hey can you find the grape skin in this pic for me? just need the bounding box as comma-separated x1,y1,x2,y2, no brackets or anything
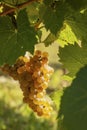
1,50,54,117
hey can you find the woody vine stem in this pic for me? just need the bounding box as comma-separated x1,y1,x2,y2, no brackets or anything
0,0,39,16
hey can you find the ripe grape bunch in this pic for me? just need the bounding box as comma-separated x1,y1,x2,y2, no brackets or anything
2,50,54,117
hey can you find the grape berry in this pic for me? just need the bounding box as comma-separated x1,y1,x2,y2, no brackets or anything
1,50,54,117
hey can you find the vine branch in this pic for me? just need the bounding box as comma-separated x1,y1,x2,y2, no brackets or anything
0,0,38,16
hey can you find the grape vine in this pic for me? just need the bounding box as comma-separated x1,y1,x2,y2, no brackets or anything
0,0,87,129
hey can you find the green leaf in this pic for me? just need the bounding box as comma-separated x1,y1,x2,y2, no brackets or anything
17,0,28,4
43,0,53,5
43,33,57,46
26,2,40,24
39,1,68,34
66,0,87,10
43,22,79,47
67,10,87,43
58,65,87,130
59,43,87,77
0,10,37,65
58,10,87,74
57,23,78,47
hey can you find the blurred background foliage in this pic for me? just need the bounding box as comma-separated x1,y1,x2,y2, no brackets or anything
0,73,57,130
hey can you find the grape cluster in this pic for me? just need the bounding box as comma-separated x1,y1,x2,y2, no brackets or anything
1,50,54,117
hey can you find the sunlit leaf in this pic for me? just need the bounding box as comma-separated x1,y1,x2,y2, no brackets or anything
59,42,87,77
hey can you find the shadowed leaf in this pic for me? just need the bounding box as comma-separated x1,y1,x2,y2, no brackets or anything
0,9,37,65
58,65,87,130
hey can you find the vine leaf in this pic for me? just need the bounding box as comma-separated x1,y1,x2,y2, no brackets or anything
58,9,87,77
43,32,57,46
57,23,78,47
39,1,68,35
0,9,37,65
59,42,87,77
66,0,87,10
58,65,87,130
43,22,78,47
67,10,87,43
26,1,40,24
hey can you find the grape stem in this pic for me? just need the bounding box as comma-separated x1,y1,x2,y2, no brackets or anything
0,0,38,16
